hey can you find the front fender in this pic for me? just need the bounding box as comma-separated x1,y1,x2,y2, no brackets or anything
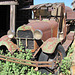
0,35,19,54
41,38,61,54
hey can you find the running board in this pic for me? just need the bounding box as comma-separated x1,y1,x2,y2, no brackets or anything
62,31,74,51
67,31,74,40
62,40,73,51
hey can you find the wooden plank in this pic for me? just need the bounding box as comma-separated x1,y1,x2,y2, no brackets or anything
0,1,18,5
10,5,15,33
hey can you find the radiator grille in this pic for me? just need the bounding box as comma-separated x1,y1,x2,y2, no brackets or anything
18,30,33,38
17,30,34,49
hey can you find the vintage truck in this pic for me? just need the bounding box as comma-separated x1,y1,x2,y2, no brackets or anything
0,3,75,74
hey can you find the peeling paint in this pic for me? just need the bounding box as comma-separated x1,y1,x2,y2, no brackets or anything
17,25,34,32
0,35,19,54
41,38,60,54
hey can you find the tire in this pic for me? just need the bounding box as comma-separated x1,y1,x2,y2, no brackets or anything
38,44,66,75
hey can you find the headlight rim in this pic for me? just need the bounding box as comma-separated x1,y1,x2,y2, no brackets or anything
33,29,43,40
7,30,15,39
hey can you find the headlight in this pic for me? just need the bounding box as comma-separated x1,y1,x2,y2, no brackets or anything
34,29,43,40
7,30,14,39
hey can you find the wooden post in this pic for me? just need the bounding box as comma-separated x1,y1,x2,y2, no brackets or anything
10,5,15,33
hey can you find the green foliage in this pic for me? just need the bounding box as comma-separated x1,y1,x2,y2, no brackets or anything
60,57,72,75
27,67,52,75
0,49,52,75
67,45,74,56
60,45,74,75
0,40,74,75
27,67,41,75
0,48,32,75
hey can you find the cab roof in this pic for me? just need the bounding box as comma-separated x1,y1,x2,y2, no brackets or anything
21,3,65,10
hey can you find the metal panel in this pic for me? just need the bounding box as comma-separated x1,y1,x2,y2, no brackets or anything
0,35,19,54
41,38,60,53
28,20,58,41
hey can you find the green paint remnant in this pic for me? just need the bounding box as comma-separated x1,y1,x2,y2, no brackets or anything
3,42,8,45
17,26,23,31
17,25,31,31
25,26,31,30
42,38,60,53
11,45,14,48
0,41,3,46
17,25,34,32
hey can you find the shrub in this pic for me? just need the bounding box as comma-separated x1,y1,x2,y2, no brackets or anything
60,45,74,75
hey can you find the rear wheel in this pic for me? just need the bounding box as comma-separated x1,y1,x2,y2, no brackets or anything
38,45,66,75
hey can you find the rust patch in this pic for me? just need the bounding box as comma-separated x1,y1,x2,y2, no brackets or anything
17,25,34,32
28,20,58,41
67,11,75,20
0,35,19,54
16,25,34,37
41,38,60,54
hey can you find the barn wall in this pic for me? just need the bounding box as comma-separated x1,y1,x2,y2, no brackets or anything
0,0,33,37
0,5,10,37
15,0,33,30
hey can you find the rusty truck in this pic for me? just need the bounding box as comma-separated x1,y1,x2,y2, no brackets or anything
0,3,75,74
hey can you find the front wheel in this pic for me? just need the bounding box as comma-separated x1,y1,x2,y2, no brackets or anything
38,44,66,75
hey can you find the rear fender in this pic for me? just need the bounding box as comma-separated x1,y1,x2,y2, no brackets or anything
0,35,19,54
41,38,61,54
